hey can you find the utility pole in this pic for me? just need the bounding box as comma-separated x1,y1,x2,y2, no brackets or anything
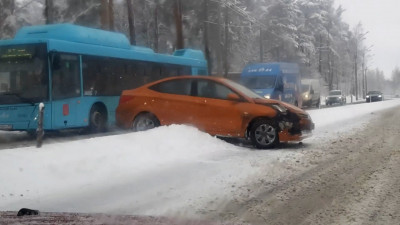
126,0,136,45
362,52,365,98
327,29,332,91
318,34,322,75
203,0,211,75
354,39,358,100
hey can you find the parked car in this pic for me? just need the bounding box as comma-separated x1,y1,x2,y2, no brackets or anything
366,91,383,102
301,79,321,108
116,76,314,149
325,90,346,106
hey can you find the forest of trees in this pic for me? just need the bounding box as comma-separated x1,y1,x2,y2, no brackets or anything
1,0,399,96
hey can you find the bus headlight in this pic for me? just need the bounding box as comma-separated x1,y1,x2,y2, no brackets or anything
264,94,271,99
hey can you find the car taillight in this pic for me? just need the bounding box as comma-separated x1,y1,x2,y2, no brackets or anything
119,95,135,104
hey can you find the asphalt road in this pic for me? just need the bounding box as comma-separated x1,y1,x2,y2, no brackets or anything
203,106,400,225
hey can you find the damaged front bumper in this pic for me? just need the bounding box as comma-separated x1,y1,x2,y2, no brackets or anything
278,113,314,142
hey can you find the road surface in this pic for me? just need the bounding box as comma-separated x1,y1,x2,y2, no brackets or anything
203,106,400,225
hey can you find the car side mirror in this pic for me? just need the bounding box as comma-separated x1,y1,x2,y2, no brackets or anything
227,93,241,101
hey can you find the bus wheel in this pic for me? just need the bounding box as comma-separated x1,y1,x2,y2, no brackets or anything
89,105,107,133
249,119,279,149
132,113,160,132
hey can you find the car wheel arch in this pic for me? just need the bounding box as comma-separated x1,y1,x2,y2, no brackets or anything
246,116,276,137
131,111,161,129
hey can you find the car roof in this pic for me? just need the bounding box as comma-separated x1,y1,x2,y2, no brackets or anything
142,76,228,87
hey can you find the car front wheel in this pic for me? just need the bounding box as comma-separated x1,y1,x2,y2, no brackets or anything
250,119,279,149
132,113,160,132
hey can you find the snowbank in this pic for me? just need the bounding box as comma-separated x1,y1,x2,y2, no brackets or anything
0,99,400,216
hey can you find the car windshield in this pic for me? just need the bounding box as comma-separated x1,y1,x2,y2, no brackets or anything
240,75,276,89
224,78,263,99
329,90,342,95
367,91,381,95
0,44,48,104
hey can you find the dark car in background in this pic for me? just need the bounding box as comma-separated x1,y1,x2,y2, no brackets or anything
325,90,346,106
366,91,383,102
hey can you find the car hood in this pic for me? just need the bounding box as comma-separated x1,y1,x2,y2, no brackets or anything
253,98,309,116
252,88,274,97
327,95,342,98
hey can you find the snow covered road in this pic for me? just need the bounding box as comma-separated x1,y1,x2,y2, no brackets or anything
1,99,400,223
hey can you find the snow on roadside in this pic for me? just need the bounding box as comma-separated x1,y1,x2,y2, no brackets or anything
1,99,400,217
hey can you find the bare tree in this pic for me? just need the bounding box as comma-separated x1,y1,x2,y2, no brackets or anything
126,0,136,44
101,0,109,29
100,0,114,30
108,0,114,30
174,0,183,49
44,0,54,24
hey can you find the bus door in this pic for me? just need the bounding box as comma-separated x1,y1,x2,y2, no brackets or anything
50,54,83,129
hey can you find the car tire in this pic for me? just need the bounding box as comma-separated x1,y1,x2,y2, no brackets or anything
89,105,107,133
249,119,279,149
132,113,160,132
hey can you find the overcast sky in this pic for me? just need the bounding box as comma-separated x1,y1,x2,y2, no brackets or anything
334,0,400,79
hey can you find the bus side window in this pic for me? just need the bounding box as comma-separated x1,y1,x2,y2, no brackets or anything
52,54,80,100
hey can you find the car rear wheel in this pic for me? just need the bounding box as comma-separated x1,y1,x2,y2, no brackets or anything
132,113,160,132
250,119,279,149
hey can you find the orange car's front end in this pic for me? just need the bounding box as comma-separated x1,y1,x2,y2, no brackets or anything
248,98,314,143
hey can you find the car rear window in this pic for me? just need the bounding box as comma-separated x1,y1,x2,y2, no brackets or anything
149,79,192,96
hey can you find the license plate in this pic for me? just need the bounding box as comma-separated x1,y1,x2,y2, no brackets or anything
0,124,12,130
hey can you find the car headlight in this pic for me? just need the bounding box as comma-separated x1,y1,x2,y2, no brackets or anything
378,95,382,97
338,96,342,99
366,95,369,98
272,104,287,114
304,94,309,98
264,94,271,99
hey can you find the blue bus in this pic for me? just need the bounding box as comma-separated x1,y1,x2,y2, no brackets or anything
0,24,207,133
240,62,302,107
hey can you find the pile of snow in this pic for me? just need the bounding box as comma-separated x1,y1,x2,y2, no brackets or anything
0,99,400,216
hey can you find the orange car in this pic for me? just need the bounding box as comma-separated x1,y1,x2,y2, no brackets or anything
116,76,314,149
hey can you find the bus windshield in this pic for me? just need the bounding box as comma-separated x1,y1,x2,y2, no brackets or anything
301,84,310,92
0,44,48,105
241,75,276,89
